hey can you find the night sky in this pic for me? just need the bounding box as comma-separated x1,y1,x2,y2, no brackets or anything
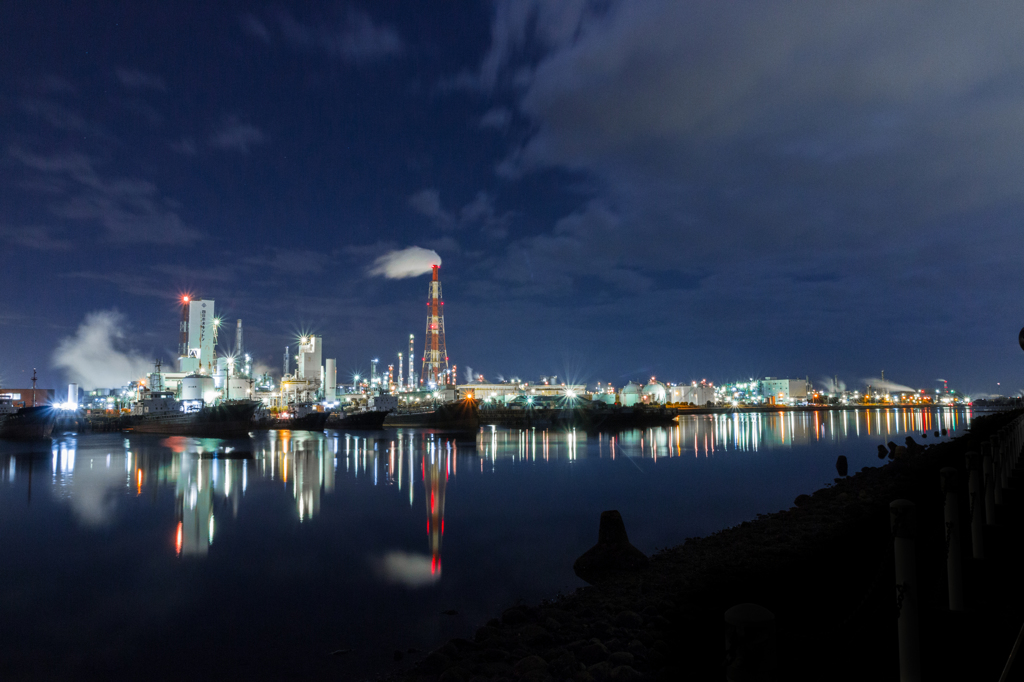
2,1,1023,396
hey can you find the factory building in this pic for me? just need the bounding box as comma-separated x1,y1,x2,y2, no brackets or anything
458,382,585,403
669,383,716,407
759,378,810,403
0,388,54,408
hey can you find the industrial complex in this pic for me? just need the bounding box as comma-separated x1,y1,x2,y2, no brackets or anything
1,263,971,437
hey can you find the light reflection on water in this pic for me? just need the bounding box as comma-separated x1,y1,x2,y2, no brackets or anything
0,407,972,680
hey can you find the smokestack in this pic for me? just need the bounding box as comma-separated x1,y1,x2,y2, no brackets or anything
397,352,403,391
408,334,415,390
325,359,337,402
283,346,290,377
235,319,243,355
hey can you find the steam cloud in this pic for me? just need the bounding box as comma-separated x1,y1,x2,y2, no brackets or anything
819,376,846,393
862,377,917,393
52,310,153,389
375,550,441,588
368,246,441,279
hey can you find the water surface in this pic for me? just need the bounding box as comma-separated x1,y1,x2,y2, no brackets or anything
0,408,969,680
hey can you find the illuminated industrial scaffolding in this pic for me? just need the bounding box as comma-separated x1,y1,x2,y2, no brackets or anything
421,265,449,387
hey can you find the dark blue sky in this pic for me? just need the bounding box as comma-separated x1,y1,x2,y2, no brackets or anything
2,1,1023,396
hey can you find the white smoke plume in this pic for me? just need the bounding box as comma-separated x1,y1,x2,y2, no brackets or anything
862,377,917,393
52,310,153,389
819,376,846,392
374,550,440,588
463,365,475,383
368,246,441,279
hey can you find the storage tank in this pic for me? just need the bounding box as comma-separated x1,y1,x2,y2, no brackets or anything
641,381,667,404
226,378,250,400
214,357,229,388
619,382,641,407
325,359,337,401
181,376,215,402
68,383,78,408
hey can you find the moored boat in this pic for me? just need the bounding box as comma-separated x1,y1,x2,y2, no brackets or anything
383,399,479,430
0,404,56,440
122,388,259,437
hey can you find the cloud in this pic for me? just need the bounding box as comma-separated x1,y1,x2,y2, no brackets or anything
862,377,917,394
275,7,403,62
209,116,265,153
169,136,198,155
10,148,202,244
115,67,166,91
240,13,271,43
19,98,108,137
37,75,77,95
410,189,512,238
52,310,153,389
409,189,454,229
368,246,441,279
464,0,1024,313
480,107,512,129
819,376,847,393
374,551,440,588
0,224,73,251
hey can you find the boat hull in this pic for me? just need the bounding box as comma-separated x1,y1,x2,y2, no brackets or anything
0,406,56,440
384,401,479,430
123,401,259,437
326,409,389,430
260,412,330,431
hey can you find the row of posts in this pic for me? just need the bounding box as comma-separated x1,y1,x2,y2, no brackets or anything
723,412,1024,682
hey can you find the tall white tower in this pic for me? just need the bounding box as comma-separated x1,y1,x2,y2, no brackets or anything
178,298,215,374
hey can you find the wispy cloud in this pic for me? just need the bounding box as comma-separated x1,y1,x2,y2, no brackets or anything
115,67,166,91
10,147,202,245
169,136,198,155
19,98,109,138
209,116,265,153
0,224,74,251
480,106,512,129
240,13,271,43
274,7,403,62
409,189,454,229
409,189,512,238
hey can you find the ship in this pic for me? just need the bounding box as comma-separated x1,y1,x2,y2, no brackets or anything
0,402,56,440
383,398,479,431
257,402,331,431
326,408,390,430
326,392,395,430
122,388,259,437
0,371,56,440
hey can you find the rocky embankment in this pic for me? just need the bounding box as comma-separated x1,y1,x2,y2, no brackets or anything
383,409,1024,682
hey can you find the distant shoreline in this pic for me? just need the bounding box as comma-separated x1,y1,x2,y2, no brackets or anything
675,403,988,416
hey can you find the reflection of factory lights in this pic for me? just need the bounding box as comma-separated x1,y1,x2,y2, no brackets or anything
175,522,183,556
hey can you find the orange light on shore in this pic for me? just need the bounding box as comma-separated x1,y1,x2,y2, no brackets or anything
183,295,189,302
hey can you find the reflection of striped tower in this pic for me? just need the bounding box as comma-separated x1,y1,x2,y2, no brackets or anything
421,265,449,386
422,440,447,576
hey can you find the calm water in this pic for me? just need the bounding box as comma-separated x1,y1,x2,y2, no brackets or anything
0,408,969,680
